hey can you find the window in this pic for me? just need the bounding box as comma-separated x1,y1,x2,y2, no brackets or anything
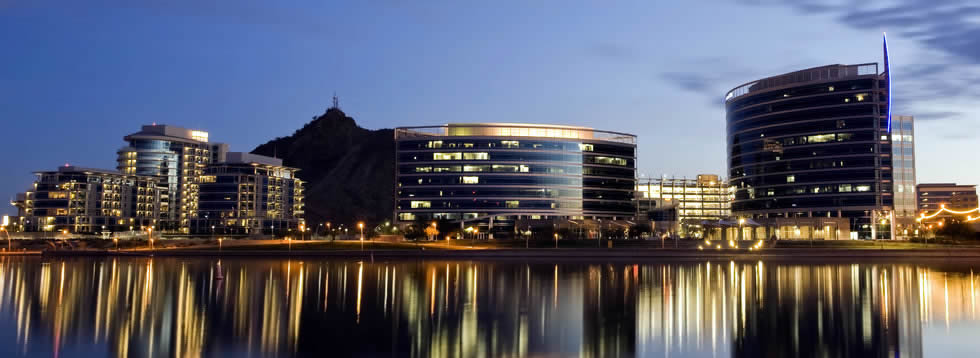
463,143,474,148
839,184,853,192
505,201,519,208
520,165,530,172
433,166,460,173
462,176,479,184
426,141,443,148
856,185,872,192
463,152,489,160
501,141,520,148
433,152,462,160
410,201,431,208
492,164,518,172
786,175,795,183
836,133,853,142
415,167,432,173
579,143,594,151
398,213,416,221
595,156,627,166
806,134,835,143
463,165,489,172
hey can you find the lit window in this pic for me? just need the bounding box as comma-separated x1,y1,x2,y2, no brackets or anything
501,141,520,148
433,152,462,160
578,143,594,151
410,201,431,209
855,93,866,101
433,166,459,173
505,201,519,208
519,165,530,172
828,86,834,92
492,164,518,172
594,156,627,166
461,176,479,184
463,165,488,172
839,184,853,192
398,213,416,221
806,134,835,143
463,143,474,148
856,185,872,192
426,141,443,148
786,175,795,183
463,152,489,160
415,167,432,173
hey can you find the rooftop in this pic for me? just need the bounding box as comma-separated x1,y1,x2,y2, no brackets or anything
395,123,636,145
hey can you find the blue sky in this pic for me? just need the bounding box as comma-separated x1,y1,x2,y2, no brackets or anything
2,0,979,214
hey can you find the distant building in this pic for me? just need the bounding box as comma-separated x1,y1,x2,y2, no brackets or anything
195,152,304,235
117,124,228,233
917,183,978,223
394,123,636,237
725,37,901,239
635,174,733,237
17,166,160,233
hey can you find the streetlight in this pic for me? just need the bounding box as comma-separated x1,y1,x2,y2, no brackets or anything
113,237,119,252
554,232,559,248
358,222,364,251
219,237,223,251
1,226,9,252
150,237,155,251
326,222,332,241
212,225,216,242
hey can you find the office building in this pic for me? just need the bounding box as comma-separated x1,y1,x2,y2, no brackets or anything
394,123,636,236
117,124,228,233
16,166,160,233
725,37,900,239
195,152,305,235
917,183,978,223
636,174,733,237
891,115,917,238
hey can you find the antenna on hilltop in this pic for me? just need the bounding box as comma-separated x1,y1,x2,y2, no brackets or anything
331,92,340,110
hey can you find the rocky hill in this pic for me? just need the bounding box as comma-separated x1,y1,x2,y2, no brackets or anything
252,107,394,226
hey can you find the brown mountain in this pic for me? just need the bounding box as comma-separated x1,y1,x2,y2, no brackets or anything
251,107,394,226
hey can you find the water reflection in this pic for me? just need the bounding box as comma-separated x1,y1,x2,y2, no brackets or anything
1,257,979,357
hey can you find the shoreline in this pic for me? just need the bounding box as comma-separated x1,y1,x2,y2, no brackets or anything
24,247,980,259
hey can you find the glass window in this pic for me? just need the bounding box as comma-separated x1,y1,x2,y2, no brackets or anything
579,143,594,151
594,156,627,166
410,201,431,208
463,152,489,160
463,165,489,172
505,201,519,208
839,184,853,192
806,134,835,143
856,185,871,192
433,152,462,160
786,175,795,183
415,167,432,173
501,141,520,148
461,176,479,184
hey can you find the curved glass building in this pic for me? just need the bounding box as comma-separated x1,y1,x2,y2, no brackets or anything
394,124,636,235
726,60,895,239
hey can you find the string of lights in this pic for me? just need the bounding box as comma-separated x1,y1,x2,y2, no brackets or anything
917,204,980,221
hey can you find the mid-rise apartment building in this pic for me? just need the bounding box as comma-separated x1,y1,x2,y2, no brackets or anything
117,124,228,233
195,152,304,235
16,166,160,233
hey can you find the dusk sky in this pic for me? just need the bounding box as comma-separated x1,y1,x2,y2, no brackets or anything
2,0,979,215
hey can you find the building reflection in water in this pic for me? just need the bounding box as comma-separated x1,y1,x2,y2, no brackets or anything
0,257,979,357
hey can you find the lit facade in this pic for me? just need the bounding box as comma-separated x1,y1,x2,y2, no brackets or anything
636,174,733,236
195,152,304,235
394,123,636,235
726,54,896,239
17,166,160,233
916,183,978,223
117,124,228,233
891,115,917,237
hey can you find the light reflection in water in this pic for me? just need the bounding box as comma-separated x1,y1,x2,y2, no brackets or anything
0,257,979,357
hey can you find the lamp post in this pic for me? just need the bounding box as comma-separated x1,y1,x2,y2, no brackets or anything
114,237,119,252
1,227,9,252
554,232,559,248
326,222,332,241
358,222,364,251
211,225,216,243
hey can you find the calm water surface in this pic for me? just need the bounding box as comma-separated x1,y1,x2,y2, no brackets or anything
1,257,979,357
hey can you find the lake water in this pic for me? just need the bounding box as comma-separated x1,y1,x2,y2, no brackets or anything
1,257,979,357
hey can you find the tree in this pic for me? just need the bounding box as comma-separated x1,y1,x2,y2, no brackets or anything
424,225,440,241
